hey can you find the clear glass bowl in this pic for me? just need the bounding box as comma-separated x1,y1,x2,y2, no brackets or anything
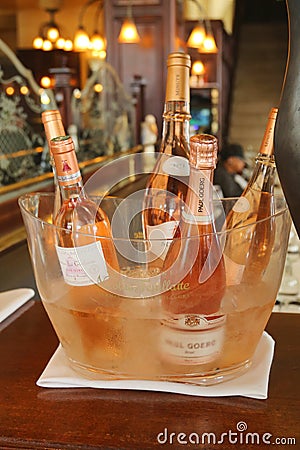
19,192,291,385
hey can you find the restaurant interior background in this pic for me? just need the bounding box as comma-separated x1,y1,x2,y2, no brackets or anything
0,0,298,312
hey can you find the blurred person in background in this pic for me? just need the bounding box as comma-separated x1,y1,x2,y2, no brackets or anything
213,143,248,197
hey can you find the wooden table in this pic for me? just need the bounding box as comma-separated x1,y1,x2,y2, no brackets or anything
0,298,299,449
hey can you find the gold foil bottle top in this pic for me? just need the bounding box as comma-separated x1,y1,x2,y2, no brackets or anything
189,134,218,169
50,135,74,155
42,109,61,124
165,52,191,103
167,52,191,69
259,107,278,156
42,110,65,145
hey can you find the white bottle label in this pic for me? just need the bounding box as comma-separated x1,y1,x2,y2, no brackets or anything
146,221,179,258
182,168,213,224
161,322,225,365
162,156,190,177
55,241,109,286
232,197,250,213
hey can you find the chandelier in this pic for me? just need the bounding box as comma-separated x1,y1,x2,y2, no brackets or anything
33,7,73,52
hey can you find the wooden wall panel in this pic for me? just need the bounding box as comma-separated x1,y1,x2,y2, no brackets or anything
104,0,177,135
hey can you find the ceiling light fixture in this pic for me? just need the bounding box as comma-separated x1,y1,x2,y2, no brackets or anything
201,19,218,53
118,2,140,44
187,21,206,48
186,0,217,54
73,0,106,55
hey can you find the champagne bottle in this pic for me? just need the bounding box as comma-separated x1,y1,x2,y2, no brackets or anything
42,110,66,219
143,52,191,263
160,134,226,366
224,108,278,285
50,135,119,286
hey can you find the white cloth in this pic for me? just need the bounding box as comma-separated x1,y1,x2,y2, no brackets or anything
37,332,274,399
0,288,35,323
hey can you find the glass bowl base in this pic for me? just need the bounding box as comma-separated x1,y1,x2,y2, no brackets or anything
67,356,253,386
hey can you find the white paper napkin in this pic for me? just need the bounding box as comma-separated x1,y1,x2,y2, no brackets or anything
0,288,35,323
37,331,274,399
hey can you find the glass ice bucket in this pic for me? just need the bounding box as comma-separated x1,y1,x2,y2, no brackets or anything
19,188,291,385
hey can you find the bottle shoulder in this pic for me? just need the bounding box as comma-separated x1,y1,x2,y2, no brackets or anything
160,137,190,157
225,186,275,230
146,151,190,185
54,196,110,232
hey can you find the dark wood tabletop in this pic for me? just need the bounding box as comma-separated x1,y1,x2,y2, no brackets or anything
0,297,299,450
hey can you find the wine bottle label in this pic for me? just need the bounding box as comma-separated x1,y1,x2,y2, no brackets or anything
232,197,250,213
146,221,179,258
57,170,82,184
55,241,108,286
162,156,190,176
54,150,82,186
182,168,213,224
160,317,225,365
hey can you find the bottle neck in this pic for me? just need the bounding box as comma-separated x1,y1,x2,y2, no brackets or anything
247,154,276,194
45,121,65,145
258,111,276,157
44,119,65,177
161,101,191,156
60,180,85,202
52,142,84,199
164,100,190,116
183,166,215,224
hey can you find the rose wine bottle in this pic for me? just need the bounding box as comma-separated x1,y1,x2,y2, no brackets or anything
160,134,226,366
143,52,191,263
224,108,278,285
42,110,65,219
50,135,119,286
